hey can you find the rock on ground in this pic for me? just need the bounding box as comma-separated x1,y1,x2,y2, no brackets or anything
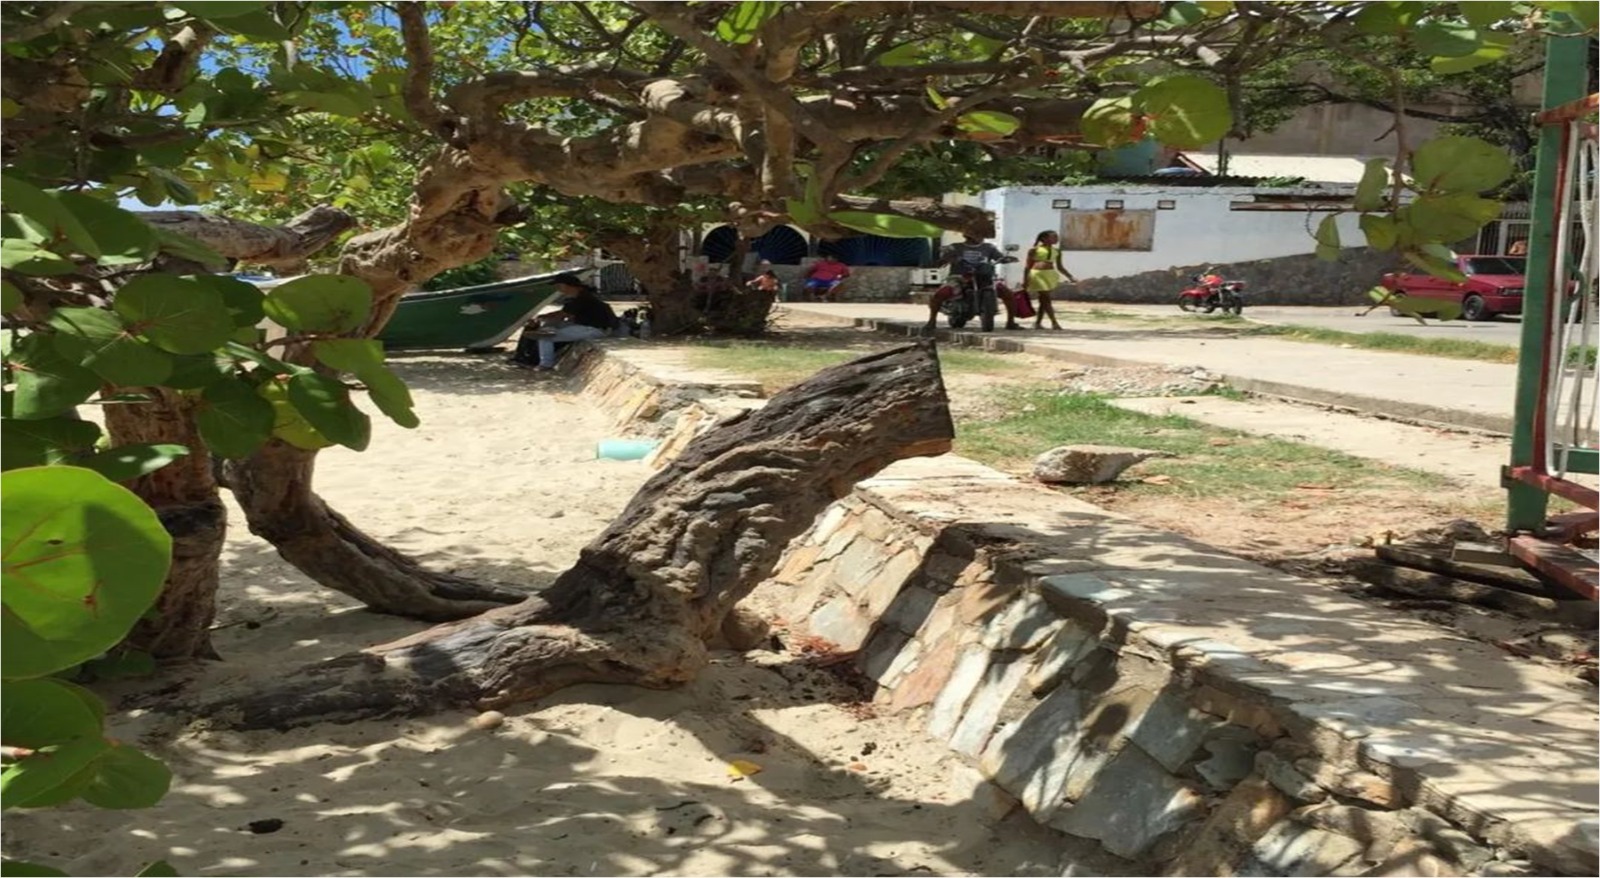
1033,445,1165,485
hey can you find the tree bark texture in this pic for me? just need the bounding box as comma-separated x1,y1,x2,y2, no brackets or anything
224,441,530,621
139,205,356,273
205,343,954,730
103,389,224,660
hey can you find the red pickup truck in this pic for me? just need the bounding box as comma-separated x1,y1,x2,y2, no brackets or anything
1379,254,1526,321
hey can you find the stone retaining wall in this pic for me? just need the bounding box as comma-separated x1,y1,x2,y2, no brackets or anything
1069,249,1399,307
580,344,1596,878
766,473,1587,876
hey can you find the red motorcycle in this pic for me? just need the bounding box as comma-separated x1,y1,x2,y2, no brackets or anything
1178,272,1247,315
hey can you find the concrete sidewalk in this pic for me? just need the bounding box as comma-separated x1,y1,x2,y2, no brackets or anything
779,302,1532,435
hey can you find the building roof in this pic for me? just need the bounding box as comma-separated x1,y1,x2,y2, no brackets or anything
1176,152,1378,185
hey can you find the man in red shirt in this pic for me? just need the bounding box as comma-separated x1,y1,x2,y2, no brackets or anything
803,256,851,301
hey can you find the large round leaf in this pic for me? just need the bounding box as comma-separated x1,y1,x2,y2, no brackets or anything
48,307,174,387
6,333,101,421
77,444,191,483
1080,96,1139,148
0,177,99,259
194,378,275,460
113,276,237,355
1406,193,1501,243
827,211,944,239
361,366,419,429
311,338,384,375
1410,136,1513,193
0,467,172,679
78,744,171,809
53,194,158,267
1,736,111,809
198,275,267,328
260,379,332,450
0,240,75,277
261,275,372,333
0,679,103,746
1135,75,1231,150
287,372,371,451
0,417,102,471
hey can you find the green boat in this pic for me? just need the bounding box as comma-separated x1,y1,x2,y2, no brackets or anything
378,273,566,351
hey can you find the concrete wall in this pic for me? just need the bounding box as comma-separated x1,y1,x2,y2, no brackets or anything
1069,248,1401,307
983,185,1368,286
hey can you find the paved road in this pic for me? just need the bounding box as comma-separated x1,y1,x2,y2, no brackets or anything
1069,302,1528,345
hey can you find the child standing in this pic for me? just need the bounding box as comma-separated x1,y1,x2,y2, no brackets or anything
1022,230,1076,330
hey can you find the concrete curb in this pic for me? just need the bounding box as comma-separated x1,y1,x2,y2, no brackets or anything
791,309,1517,436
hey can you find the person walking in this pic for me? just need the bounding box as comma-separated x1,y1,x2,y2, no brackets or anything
1022,230,1075,330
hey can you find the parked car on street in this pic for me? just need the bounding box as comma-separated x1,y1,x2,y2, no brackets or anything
1379,254,1526,321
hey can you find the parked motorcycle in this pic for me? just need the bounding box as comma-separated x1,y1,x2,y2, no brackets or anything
941,256,1019,330
1177,273,1246,315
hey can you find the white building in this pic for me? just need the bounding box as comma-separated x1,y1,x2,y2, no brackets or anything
967,183,1368,287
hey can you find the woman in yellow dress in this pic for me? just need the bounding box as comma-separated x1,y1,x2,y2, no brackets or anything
1022,230,1076,330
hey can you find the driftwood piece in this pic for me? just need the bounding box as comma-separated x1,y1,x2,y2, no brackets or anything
205,342,954,729
1351,561,1593,624
1376,545,1557,598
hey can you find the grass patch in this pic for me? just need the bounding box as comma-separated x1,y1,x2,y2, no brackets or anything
1254,325,1523,364
686,342,1027,393
955,388,1451,499
1072,308,1250,330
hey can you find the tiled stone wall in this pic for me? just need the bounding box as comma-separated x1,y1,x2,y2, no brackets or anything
769,491,1564,876
767,264,919,303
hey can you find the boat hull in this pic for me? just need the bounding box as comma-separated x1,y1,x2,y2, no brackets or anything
377,274,566,351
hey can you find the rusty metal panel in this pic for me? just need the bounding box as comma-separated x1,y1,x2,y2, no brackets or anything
1059,209,1155,251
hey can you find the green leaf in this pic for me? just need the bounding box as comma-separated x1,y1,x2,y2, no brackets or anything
54,194,158,266
163,353,231,391
715,0,779,44
1081,96,1139,148
79,744,171,809
1410,136,1513,193
877,41,927,66
81,648,158,681
49,307,174,386
7,333,101,420
1407,193,1502,243
360,366,419,429
1,239,75,276
1412,21,1483,57
176,2,269,20
76,444,190,483
152,228,228,272
1429,29,1514,74
287,372,370,451
0,860,70,876
113,275,237,355
925,84,949,110
1461,2,1515,27
1360,213,1399,251
1,678,103,747
211,9,292,40
0,416,102,471
0,467,172,679
827,211,944,239
0,177,98,259
956,111,1021,137
1314,214,1342,261
311,338,384,375
1354,2,1419,35
134,862,179,878
1134,75,1231,150
261,275,372,333
220,341,306,378
261,378,332,450
1,736,111,809
196,275,265,328
194,378,274,459
2,281,21,314
1402,244,1468,282
279,90,364,116
1354,158,1390,212
1163,2,1208,27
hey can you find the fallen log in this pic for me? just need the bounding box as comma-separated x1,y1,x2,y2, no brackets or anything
1351,561,1593,625
203,342,954,730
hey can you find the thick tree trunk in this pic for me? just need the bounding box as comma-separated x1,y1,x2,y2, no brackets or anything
225,441,531,620
103,390,224,660
205,342,953,729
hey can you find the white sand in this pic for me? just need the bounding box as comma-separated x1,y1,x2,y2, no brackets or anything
3,354,1083,877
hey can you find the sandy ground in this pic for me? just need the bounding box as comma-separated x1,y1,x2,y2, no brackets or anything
2,354,1089,878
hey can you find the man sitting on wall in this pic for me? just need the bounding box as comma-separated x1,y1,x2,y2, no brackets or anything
803,255,851,302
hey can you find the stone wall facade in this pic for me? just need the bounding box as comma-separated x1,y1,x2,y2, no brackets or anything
768,487,1580,876
1068,248,1400,307
762,264,917,304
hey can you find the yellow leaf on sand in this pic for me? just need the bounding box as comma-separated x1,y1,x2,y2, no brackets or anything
727,759,763,779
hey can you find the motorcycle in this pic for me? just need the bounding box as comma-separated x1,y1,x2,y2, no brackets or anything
940,256,1019,331
1177,273,1246,315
